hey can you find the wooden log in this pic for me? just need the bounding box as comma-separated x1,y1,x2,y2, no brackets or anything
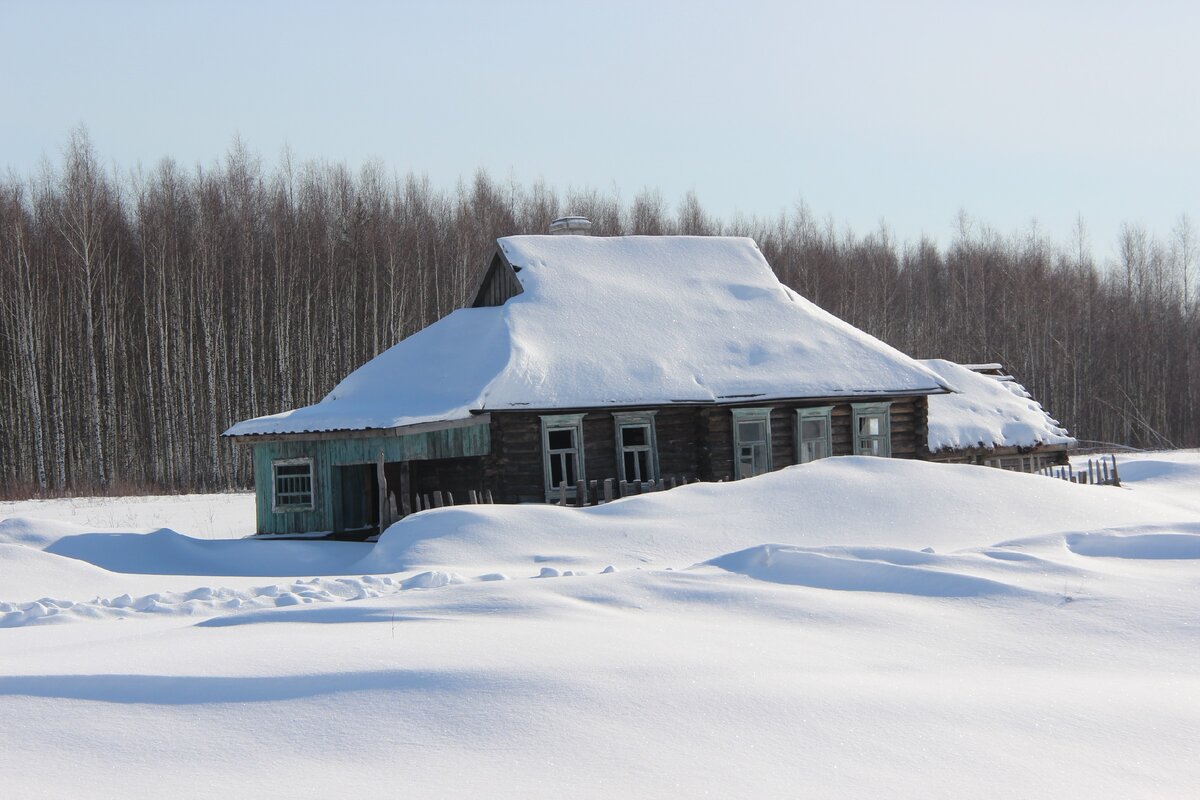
603,478,614,502
589,480,598,504
619,480,629,498
432,491,444,508
575,480,587,507
467,489,478,504
446,491,454,506
423,493,432,509
485,489,494,504
559,481,568,506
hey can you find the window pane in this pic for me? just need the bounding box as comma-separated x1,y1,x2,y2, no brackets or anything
636,451,650,481
860,416,881,436
738,421,765,443
737,447,755,480
801,419,825,440
753,443,769,473
564,453,577,485
621,425,648,447
548,428,575,450
550,453,565,487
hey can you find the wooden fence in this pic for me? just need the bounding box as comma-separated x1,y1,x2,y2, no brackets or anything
411,474,704,513
1038,455,1121,487
553,475,704,507
413,488,496,512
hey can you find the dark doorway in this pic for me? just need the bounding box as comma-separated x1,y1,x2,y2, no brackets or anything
333,464,379,533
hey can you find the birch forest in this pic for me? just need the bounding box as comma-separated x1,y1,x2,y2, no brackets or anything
2,130,1197,496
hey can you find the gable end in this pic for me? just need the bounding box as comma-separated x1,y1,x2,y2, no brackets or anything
471,251,524,308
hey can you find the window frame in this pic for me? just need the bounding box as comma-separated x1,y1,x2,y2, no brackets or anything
613,411,660,485
271,457,315,513
851,402,892,457
732,407,773,479
795,406,833,464
540,413,587,502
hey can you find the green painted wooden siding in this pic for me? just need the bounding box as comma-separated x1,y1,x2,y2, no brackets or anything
250,422,491,535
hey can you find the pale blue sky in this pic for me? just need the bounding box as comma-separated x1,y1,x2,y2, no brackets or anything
3,0,1197,257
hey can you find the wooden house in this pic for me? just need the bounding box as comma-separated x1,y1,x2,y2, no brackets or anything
920,359,1074,471
224,226,954,537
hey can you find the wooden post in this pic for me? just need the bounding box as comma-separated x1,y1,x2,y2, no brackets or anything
1111,456,1120,487
619,480,628,498
467,489,478,504
376,450,388,530
445,491,454,506
399,462,412,517
575,480,587,507
559,481,568,506
589,480,598,504
603,478,614,502
432,491,443,508
484,489,494,504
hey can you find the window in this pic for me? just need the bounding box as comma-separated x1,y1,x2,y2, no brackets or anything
541,414,586,501
852,402,892,457
732,408,773,479
613,411,659,484
795,406,832,463
272,458,314,512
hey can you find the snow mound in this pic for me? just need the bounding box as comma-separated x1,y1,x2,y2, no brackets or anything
44,528,372,577
366,457,1191,575
0,516,88,549
705,544,1038,598
1065,530,1200,559
1109,455,1200,485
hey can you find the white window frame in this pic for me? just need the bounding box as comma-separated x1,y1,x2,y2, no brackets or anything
852,402,892,457
732,407,773,479
795,406,833,464
541,414,586,502
272,457,315,513
613,411,659,484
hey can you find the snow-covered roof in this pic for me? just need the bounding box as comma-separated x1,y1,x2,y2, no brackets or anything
921,359,1074,453
225,236,952,437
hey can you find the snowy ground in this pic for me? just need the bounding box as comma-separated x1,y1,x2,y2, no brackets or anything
2,453,1198,798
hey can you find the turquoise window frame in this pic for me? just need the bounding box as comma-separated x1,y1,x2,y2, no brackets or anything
732,407,773,479
271,457,315,513
613,411,660,484
541,413,586,502
795,406,833,463
851,402,892,457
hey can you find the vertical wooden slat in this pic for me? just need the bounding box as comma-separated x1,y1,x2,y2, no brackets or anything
377,449,388,530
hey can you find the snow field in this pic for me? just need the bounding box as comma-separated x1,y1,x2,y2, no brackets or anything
1,453,1199,798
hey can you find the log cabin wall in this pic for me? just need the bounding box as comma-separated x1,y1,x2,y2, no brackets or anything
483,395,931,503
